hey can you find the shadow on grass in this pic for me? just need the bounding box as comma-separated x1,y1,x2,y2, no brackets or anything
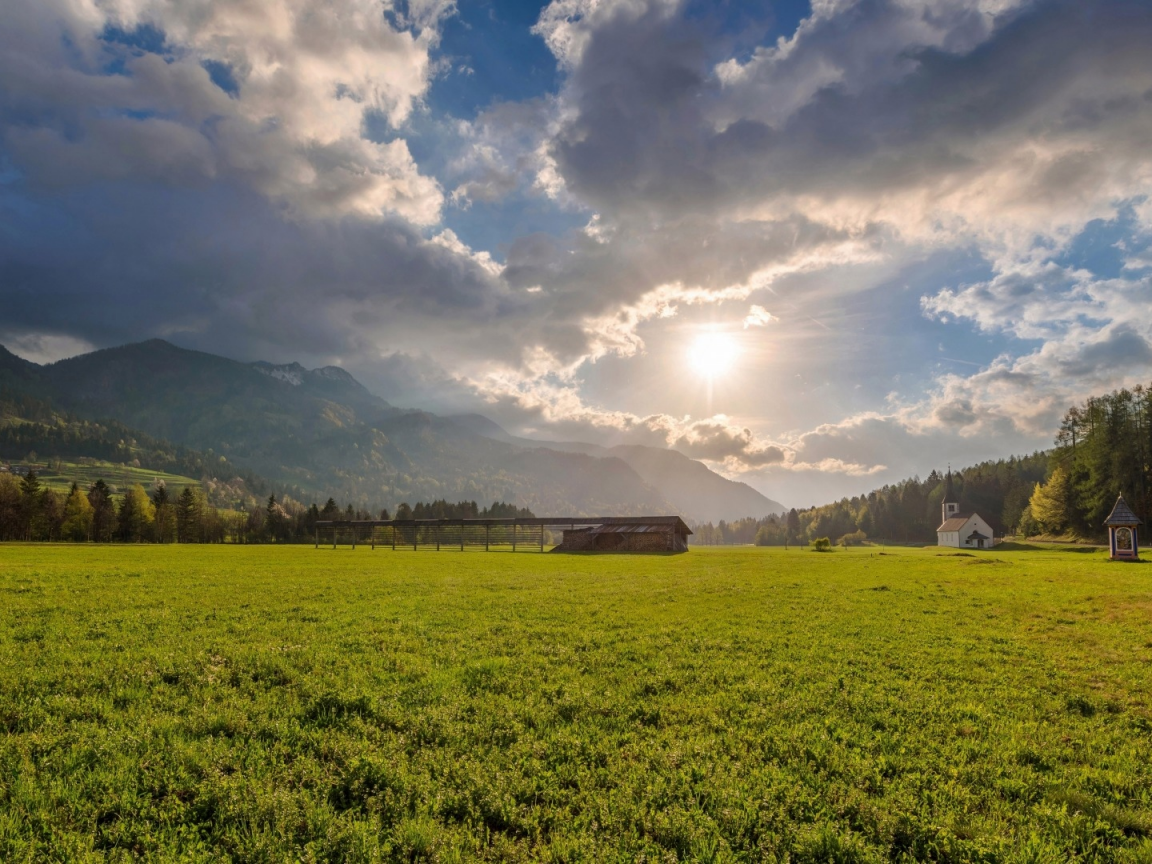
996,541,1104,553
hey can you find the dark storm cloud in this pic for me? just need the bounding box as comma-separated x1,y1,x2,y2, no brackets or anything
542,0,1152,223
0,183,527,366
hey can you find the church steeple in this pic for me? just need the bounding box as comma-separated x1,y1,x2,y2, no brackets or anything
941,468,960,523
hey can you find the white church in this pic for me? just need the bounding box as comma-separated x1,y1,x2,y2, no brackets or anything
936,470,997,549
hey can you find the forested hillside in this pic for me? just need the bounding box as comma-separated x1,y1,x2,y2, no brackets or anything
0,390,277,508
785,453,1049,545
692,452,1048,545
1025,386,1152,537
698,384,1152,545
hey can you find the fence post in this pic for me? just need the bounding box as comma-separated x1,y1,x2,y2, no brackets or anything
485,524,489,551
461,520,465,551
512,522,517,552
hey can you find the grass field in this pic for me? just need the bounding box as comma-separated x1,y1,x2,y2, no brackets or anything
1,544,1151,862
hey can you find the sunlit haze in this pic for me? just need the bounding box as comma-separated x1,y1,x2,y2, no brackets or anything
687,332,740,380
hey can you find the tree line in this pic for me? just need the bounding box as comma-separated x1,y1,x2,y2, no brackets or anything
0,470,532,544
1024,386,1152,538
694,383,1152,546
691,454,1050,546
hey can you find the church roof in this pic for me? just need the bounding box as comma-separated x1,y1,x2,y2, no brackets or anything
1103,495,1142,526
938,514,974,531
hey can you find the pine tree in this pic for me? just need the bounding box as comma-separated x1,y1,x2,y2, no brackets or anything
19,469,43,540
88,479,115,542
0,474,20,541
176,486,201,543
152,483,176,543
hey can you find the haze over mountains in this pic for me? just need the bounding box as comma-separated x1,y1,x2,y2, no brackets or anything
0,340,784,522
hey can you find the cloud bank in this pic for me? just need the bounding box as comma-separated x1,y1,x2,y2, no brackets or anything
3,0,1152,506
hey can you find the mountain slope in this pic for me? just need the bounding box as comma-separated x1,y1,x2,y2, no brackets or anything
450,413,786,521
605,445,785,522
0,345,42,391
4,341,675,515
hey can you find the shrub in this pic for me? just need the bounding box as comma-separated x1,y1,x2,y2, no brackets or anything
811,537,832,552
838,530,867,547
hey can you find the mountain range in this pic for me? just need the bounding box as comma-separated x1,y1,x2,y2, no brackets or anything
0,340,784,521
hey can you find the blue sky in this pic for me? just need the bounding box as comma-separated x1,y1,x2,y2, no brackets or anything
2,0,1152,507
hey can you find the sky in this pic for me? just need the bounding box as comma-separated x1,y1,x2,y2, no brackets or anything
2,0,1152,508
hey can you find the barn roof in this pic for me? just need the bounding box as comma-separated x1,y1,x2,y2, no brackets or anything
589,523,673,534
317,514,693,533
588,517,693,535
1104,495,1142,526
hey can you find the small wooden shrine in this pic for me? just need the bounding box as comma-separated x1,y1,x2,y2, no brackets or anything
1103,495,1142,561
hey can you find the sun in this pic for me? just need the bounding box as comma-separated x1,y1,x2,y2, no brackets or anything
687,331,739,378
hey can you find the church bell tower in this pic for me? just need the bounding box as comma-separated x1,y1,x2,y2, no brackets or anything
941,468,960,523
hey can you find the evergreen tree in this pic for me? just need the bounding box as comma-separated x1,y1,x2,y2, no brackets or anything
265,494,280,541
88,479,116,542
153,483,176,543
19,468,43,540
0,473,20,541
118,483,156,542
62,482,94,541
786,508,801,542
176,486,201,542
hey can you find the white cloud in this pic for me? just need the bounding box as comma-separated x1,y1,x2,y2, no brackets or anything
743,305,776,328
0,0,445,222
0,331,96,365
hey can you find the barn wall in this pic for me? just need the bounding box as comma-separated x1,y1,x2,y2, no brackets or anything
558,529,595,551
618,532,672,552
554,528,681,552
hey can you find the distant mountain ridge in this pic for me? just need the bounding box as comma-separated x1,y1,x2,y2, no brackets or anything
0,340,784,520
448,414,786,522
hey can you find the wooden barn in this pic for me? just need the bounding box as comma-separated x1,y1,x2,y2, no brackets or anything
314,514,693,553
551,516,692,553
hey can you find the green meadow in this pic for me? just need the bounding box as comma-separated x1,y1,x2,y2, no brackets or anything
1,544,1151,863
13,461,201,497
